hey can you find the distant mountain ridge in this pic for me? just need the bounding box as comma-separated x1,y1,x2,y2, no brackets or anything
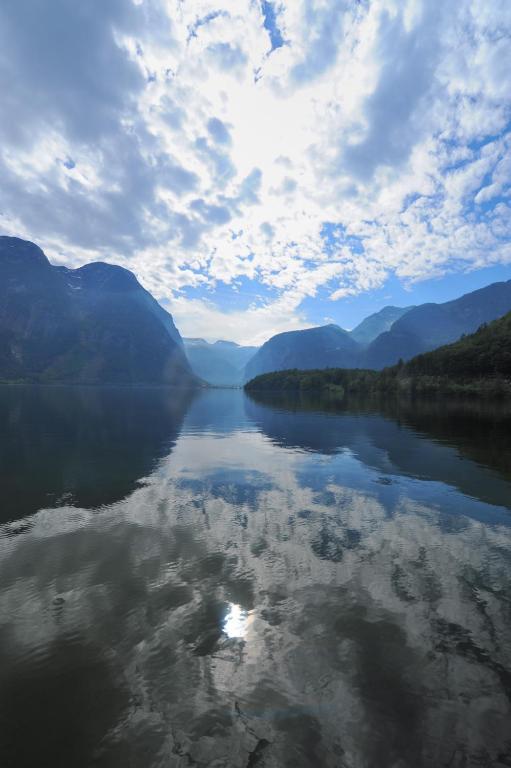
244,324,360,382
0,236,197,386
245,310,511,398
184,337,258,386
350,305,414,346
398,309,511,382
366,279,511,368
243,280,511,380
3,236,511,388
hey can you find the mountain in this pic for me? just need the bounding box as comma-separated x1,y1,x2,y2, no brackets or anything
366,280,511,369
246,312,511,398
0,236,197,386
399,310,511,381
211,340,258,370
244,324,361,382
0,385,194,522
350,305,414,346
184,337,258,386
243,280,511,382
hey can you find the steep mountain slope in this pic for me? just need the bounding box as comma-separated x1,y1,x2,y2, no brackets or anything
400,310,511,380
0,236,197,386
244,324,361,382
246,312,511,397
184,338,258,386
243,279,511,381
350,305,414,346
366,280,511,369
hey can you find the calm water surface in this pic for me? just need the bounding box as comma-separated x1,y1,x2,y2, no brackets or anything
1,387,511,767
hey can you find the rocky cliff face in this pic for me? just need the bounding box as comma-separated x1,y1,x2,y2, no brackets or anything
0,236,197,386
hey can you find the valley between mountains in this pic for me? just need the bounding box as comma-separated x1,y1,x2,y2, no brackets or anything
2,235,511,390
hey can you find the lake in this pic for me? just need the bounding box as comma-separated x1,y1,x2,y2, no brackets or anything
1,386,511,767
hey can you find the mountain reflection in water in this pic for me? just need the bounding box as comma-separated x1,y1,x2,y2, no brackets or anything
0,387,510,767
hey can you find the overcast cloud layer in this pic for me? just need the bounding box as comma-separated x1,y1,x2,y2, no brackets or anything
1,0,510,343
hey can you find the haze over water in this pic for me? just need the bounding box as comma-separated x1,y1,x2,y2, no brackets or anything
1,386,511,767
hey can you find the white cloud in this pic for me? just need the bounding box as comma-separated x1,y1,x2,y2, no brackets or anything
0,0,510,343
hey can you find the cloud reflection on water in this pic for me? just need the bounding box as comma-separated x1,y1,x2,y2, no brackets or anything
0,389,510,767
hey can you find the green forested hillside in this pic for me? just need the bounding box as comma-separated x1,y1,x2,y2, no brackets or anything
400,311,511,379
245,312,511,397
245,367,377,395
365,279,511,369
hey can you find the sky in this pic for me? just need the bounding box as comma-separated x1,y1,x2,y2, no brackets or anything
0,0,510,345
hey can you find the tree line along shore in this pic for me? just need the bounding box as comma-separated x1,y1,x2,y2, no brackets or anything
245,311,511,399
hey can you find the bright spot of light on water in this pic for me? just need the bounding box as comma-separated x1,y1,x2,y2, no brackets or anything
223,603,249,639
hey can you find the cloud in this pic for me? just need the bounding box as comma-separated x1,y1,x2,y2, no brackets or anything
0,0,144,146
207,117,231,145
0,0,510,343
207,42,248,71
190,198,232,225
341,2,442,180
290,0,347,83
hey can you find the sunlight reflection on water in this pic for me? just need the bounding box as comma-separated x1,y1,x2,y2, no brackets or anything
2,388,511,767
223,603,250,639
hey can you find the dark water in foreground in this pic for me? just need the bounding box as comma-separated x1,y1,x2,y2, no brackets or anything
1,387,511,768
